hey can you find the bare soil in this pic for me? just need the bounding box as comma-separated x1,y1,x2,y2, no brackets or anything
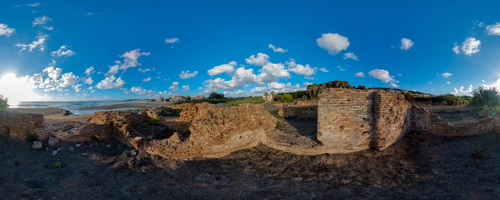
2,128,500,199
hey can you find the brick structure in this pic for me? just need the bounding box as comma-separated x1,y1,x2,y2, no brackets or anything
263,94,274,103
0,110,49,140
278,106,317,119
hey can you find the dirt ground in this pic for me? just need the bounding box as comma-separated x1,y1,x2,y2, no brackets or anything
2,125,500,199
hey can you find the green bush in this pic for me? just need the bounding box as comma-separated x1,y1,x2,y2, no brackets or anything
283,94,293,102
52,161,65,168
0,94,8,109
147,114,160,125
471,86,500,109
221,97,264,107
161,109,182,116
275,95,284,102
26,134,38,143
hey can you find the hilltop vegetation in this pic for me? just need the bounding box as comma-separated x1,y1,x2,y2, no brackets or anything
0,94,8,109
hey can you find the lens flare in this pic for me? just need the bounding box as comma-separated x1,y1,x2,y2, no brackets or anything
0,73,40,107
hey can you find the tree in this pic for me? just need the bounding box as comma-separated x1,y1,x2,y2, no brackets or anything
283,93,293,102
357,85,367,90
264,92,268,96
270,91,275,96
471,86,500,108
160,97,164,102
0,94,8,109
209,92,225,99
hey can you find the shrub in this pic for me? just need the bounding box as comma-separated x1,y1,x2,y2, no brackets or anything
283,94,293,102
0,94,8,109
471,86,500,108
357,85,367,90
26,134,38,143
161,109,182,116
275,95,284,102
209,92,225,99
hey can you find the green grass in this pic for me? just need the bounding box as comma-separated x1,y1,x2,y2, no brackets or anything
268,110,284,120
147,114,160,125
26,134,38,143
222,97,265,107
172,99,230,105
52,161,65,168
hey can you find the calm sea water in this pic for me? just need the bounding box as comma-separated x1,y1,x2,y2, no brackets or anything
16,100,143,115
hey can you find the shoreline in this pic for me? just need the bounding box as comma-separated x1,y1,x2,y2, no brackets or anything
76,102,173,110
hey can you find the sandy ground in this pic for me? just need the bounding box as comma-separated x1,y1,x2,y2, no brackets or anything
77,102,173,110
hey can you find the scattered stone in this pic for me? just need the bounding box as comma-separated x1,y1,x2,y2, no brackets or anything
107,145,111,148
81,153,89,157
69,147,74,151
89,144,93,148
134,136,143,141
31,141,43,150
52,150,58,156
48,137,59,146
75,144,81,147
130,151,137,157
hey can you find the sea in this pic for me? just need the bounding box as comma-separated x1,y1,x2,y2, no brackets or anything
15,100,145,115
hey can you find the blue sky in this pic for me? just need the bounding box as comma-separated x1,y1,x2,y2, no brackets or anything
1,0,500,103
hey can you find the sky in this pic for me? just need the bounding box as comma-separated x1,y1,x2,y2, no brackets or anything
1,0,500,104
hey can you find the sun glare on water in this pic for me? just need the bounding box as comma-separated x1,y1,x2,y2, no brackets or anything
0,73,40,107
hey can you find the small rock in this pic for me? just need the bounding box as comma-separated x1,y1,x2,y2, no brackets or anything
31,141,43,150
107,145,111,148
134,136,143,141
52,151,58,156
130,151,137,157
69,147,74,151
48,137,59,146
75,144,81,147
89,144,93,148
57,148,62,151
81,153,89,157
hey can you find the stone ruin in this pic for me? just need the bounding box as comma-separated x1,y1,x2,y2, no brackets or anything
2,88,500,160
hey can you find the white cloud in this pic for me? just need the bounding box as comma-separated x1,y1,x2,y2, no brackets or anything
208,61,237,76
260,62,291,81
268,44,288,53
286,60,316,76
462,37,481,56
447,82,450,84
452,43,460,54
59,72,78,87
478,22,484,27
354,72,365,78
337,66,347,71
84,77,93,85
138,68,151,73
130,86,154,95
398,74,402,76
96,76,126,89
0,23,15,36
451,84,473,95
400,38,414,50
245,53,270,66
316,33,350,55
198,87,203,90
303,82,313,86
15,33,47,51
486,22,500,35
369,69,399,87
84,66,95,76
142,77,151,82
179,70,198,79
43,66,62,80
343,52,358,60
51,45,75,57
319,68,329,73
73,84,82,92
27,2,40,7
165,38,179,43
442,72,452,78
105,49,150,76
32,16,51,27
182,85,190,92
169,82,179,91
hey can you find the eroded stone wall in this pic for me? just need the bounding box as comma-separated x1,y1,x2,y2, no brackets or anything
413,107,495,136
317,89,374,153
0,110,48,140
278,106,317,119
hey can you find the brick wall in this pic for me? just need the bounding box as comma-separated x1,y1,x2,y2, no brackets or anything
278,106,317,119
0,110,48,140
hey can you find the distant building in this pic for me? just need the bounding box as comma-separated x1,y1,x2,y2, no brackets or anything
190,95,205,100
170,96,185,101
387,89,396,93
263,94,274,102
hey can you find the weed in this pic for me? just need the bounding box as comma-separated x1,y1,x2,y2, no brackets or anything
52,161,65,168
275,122,283,130
258,151,264,155
249,151,254,155
26,134,38,143
471,147,485,159
147,114,160,125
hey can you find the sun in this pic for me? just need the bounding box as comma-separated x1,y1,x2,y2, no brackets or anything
0,73,40,107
